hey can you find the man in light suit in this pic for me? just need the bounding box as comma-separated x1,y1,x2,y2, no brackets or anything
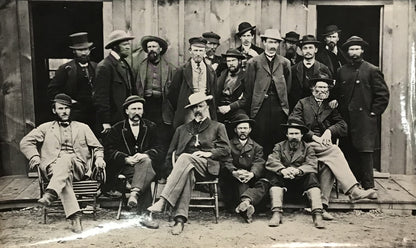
148,92,230,235
20,94,105,233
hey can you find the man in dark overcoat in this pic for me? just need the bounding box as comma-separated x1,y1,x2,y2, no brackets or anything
202,31,227,76
148,92,230,235
93,30,137,135
279,31,303,66
235,22,264,69
316,25,349,76
48,32,97,130
245,29,292,156
168,37,218,129
289,35,332,111
334,36,389,190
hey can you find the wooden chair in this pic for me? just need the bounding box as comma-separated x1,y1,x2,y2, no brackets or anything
37,151,105,223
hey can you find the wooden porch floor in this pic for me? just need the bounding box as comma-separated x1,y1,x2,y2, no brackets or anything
0,175,415,213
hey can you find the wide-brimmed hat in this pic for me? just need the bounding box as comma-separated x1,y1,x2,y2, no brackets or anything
189,37,207,47
69,32,93,50
202,32,221,44
298,35,320,47
52,93,77,107
221,48,245,59
236,22,256,37
322,25,342,37
105,30,135,49
184,92,213,109
123,95,146,109
281,119,309,134
342,36,369,49
260,29,282,42
308,74,335,88
141,35,168,55
230,113,255,127
283,31,300,43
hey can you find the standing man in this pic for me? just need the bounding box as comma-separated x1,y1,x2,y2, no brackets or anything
235,22,264,68
48,32,97,130
280,31,302,66
245,29,292,156
289,35,332,111
202,31,226,75
103,95,161,228
93,30,136,135
221,113,266,221
316,25,349,76
335,36,389,190
148,92,230,235
168,37,218,129
20,94,106,233
216,48,247,128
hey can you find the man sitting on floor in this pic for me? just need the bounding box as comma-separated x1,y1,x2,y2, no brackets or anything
20,94,106,233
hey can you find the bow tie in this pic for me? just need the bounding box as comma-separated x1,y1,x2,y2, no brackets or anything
59,121,70,127
131,122,139,126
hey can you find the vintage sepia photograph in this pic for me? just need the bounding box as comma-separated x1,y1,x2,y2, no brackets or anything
0,0,415,247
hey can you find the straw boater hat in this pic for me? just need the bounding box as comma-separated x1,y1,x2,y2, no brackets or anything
202,32,221,44
342,36,369,49
141,35,168,55
283,31,300,43
236,22,256,37
322,25,342,37
69,32,93,50
52,93,77,107
260,29,282,42
105,30,135,49
230,113,255,127
298,35,321,47
221,48,245,59
122,95,146,109
281,119,309,134
184,92,213,109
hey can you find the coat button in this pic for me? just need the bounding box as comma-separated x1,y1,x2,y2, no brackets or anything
356,80,360,84
359,107,363,111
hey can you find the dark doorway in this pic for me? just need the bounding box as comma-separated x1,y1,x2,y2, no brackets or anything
317,5,382,171
30,1,103,125
317,6,381,66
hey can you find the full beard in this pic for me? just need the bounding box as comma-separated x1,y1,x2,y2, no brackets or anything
288,138,300,149
327,42,336,51
286,47,296,59
75,55,90,64
148,51,160,64
312,90,329,100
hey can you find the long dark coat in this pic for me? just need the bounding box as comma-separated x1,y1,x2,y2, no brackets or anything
335,60,389,151
93,54,137,126
288,61,332,111
236,44,264,59
216,69,247,112
165,118,230,177
289,96,347,142
168,60,217,129
315,46,349,76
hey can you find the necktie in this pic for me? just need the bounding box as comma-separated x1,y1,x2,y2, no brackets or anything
131,122,139,126
196,63,202,92
59,121,70,127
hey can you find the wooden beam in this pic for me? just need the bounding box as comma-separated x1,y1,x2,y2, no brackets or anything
308,0,393,5
178,0,185,64
306,4,317,36
102,1,113,57
280,0,287,33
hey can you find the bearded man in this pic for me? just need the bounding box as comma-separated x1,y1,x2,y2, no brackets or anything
280,31,302,66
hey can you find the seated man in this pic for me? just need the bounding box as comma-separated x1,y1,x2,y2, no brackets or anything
19,94,106,233
266,120,324,229
220,113,265,220
103,95,162,228
289,75,377,220
148,92,230,235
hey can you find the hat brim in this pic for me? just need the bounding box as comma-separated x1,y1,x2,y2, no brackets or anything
184,95,213,109
299,41,321,46
204,37,220,44
141,36,168,55
230,119,256,127
322,29,342,37
284,37,299,42
308,78,335,87
236,26,256,37
52,99,77,106
221,53,245,59
260,35,282,42
105,36,135,49
280,124,309,134
123,98,146,109
69,42,94,50
342,40,369,49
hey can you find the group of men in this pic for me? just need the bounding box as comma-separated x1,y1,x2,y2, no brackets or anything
20,21,389,235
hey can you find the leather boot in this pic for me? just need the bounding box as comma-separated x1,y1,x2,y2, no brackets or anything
69,212,83,233
235,199,255,223
38,189,57,206
128,190,140,208
312,211,325,229
269,187,284,227
348,185,378,201
306,187,325,229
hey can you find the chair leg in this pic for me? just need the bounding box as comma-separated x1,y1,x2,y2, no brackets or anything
43,206,47,224
335,180,339,198
93,197,97,221
214,183,219,224
150,182,159,219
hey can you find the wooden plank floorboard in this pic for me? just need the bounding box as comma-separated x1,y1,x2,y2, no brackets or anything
376,178,416,203
391,175,416,198
0,177,35,201
16,179,39,199
0,176,15,192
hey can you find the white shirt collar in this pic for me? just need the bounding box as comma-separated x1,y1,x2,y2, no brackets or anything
78,62,88,67
239,139,248,146
110,50,121,60
128,119,140,127
303,59,316,68
325,45,338,55
191,59,206,70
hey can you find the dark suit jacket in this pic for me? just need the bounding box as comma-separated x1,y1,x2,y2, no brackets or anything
265,140,317,175
289,61,332,111
315,46,349,76
335,60,389,151
216,69,247,111
165,118,230,176
168,60,218,128
245,53,292,118
237,44,264,59
93,54,137,125
223,137,265,178
289,96,347,142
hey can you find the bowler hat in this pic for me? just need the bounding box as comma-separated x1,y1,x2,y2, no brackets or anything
281,119,309,134
283,31,300,43
202,32,221,44
69,32,93,50
342,36,369,49
322,25,342,37
189,37,207,47
236,22,256,37
230,113,255,127
123,95,146,109
221,48,245,59
141,35,168,55
308,74,335,88
105,30,135,49
298,35,320,47
184,92,213,109
260,29,282,42
52,93,76,107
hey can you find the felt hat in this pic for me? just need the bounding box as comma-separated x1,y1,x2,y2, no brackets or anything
236,22,256,37
123,95,146,109
322,25,342,37
69,32,93,50
260,29,282,42
281,119,309,134
221,48,245,59
184,92,213,109
308,74,335,88
283,31,300,43
105,30,135,49
342,36,369,49
298,35,321,47
141,35,168,55
229,113,255,127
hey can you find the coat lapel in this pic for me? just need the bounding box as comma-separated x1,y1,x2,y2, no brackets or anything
290,142,305,163
121,120,135,155
241,138,254,154
161,58,169,92
260,55,272,75
70,122,79,142
296,63,304,87
51,121,61,142
139,58,147,88
183,61,194,91
282,141,292,164
307,96,320,116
